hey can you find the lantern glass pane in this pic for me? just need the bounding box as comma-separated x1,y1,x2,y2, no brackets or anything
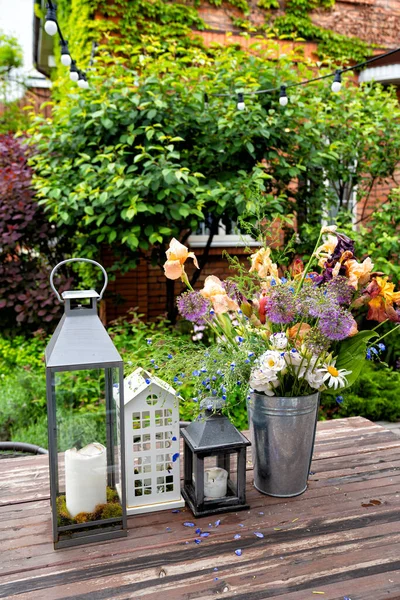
53,367,123,528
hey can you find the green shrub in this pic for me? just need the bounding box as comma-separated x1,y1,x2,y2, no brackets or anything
321,361,400,422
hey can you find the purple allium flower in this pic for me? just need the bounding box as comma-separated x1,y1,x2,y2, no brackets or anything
298,284,336,319
304,327,331,354
177,291,211,325
326,276,355,305
263,285,296,324
319,308,354,340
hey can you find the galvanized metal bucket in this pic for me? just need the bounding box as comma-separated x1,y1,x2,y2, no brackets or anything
247,392,320,497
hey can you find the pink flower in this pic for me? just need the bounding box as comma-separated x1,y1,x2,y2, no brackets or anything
163,238,199,281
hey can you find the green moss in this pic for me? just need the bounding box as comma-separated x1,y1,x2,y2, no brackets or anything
56,487,122,526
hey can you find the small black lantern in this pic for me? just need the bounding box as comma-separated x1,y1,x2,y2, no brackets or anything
181,398,251,517
45,258,127,549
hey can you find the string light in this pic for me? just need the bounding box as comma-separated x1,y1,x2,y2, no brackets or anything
69,60,79,82
237,92,245,111
60,40,72,67
279,85,288,107
44,3,58,36
42,1,89,89
78,71,89,89
206,46,400,109
331,70,342,93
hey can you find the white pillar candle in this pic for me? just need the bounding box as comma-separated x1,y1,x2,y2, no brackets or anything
204,467,228,499
65,442,107,517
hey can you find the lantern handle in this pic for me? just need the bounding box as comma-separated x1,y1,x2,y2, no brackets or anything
50,258,108,303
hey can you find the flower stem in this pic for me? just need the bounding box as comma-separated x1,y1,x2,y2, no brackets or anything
295,229,323,295
368,323,400,346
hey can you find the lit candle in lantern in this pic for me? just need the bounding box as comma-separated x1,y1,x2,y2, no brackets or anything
204,467,228,499
65,442,107,517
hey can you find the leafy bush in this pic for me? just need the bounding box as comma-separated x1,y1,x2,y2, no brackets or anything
321,361,400,422
0,134,72,334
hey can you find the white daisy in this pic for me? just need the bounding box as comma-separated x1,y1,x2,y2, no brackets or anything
321,363,351,390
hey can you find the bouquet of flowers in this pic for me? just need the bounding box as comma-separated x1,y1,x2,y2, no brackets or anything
163,228,400,407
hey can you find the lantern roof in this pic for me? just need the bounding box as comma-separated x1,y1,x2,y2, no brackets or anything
116,368,177,406
45,310,122,370
181,410,250,452
62,290,100,300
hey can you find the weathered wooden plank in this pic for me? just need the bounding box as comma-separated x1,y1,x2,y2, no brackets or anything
1,418,399,600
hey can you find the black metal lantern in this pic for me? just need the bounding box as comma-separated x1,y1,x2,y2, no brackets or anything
181,399,251,517
45,258,127,549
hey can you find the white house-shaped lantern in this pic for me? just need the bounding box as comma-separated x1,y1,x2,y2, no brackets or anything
119,368,185,515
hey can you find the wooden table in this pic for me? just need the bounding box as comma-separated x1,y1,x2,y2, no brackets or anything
1,417,400,600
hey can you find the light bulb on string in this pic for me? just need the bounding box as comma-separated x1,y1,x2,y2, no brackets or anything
331,70,342,93
69,60,79,82
60,40,72,67
279,85,288,107
78,72,89,90
44,4,58,36
237,92,245,111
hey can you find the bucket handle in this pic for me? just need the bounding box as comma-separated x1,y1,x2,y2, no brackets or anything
50,258,108,303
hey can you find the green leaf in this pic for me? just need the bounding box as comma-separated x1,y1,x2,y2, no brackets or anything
326,331,379,394
101,118,114,129
108,230,117,243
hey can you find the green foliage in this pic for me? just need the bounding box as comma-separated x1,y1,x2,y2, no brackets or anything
330,331,378,392
321,362,400,422
257,0,280,10
0,32,23,71
271,14,369,62
28,28,400,273
0,32,27,133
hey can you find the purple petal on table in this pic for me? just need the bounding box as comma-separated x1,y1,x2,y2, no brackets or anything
215,519,221,527
166,527,172,531
172,509,180,513
172,436,177,441
235,549,242,556
183,522,195,527
194,539,201,544
254,532,264,538
172,453,180,462
201,532,210,537
238,523,244,527
234,534,241,540
195,528,201,534
259,512,264,515
213,567,218,571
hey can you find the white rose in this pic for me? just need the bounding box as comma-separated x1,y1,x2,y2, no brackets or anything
269,332,288,350
304,368,325,390
249,368,280,395
258,350,286,373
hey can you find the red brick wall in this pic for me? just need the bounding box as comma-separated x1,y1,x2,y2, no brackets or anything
196,0,400,49
102,247,253,322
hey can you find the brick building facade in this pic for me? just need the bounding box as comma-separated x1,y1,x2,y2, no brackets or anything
33,1,400,323
97,1,400,323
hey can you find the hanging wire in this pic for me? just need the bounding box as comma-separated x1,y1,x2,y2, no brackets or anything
210,45,400,99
